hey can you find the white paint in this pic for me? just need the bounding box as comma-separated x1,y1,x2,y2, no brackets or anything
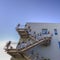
26,23,60,60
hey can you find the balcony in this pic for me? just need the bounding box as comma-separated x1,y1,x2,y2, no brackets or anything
4,36,52,58
16,24,29,38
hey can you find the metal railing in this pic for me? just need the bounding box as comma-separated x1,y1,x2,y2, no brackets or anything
4,34,52,51
16,24,26,29
4,42,18,50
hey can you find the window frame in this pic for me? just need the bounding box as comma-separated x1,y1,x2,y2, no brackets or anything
54,29,58,35
42,29,48,34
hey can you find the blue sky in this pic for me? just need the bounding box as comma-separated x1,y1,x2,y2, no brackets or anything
0,0,60,41
0,0,60,60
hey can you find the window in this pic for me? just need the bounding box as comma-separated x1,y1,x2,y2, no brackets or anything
42,29,48,34
58,42,60,48
54,29,58,35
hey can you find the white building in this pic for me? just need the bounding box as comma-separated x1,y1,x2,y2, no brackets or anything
5,23,60,60
26,23,60,60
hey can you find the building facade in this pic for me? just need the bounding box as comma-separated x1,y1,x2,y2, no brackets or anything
26,23,60,60
5,23,60,60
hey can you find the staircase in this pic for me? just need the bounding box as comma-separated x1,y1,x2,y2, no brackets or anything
5,36,51,56
16,28,29,38
5,27,52,60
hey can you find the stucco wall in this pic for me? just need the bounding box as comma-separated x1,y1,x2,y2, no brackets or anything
26,23,60,60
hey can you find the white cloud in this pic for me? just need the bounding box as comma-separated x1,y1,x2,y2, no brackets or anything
0,39,17,60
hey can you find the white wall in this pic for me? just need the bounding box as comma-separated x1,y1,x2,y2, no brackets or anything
26,23,60,60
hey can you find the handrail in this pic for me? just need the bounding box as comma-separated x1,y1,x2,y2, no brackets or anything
6,37,51,53
16,24,26,29
19,39,45,52
4,42,18,50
